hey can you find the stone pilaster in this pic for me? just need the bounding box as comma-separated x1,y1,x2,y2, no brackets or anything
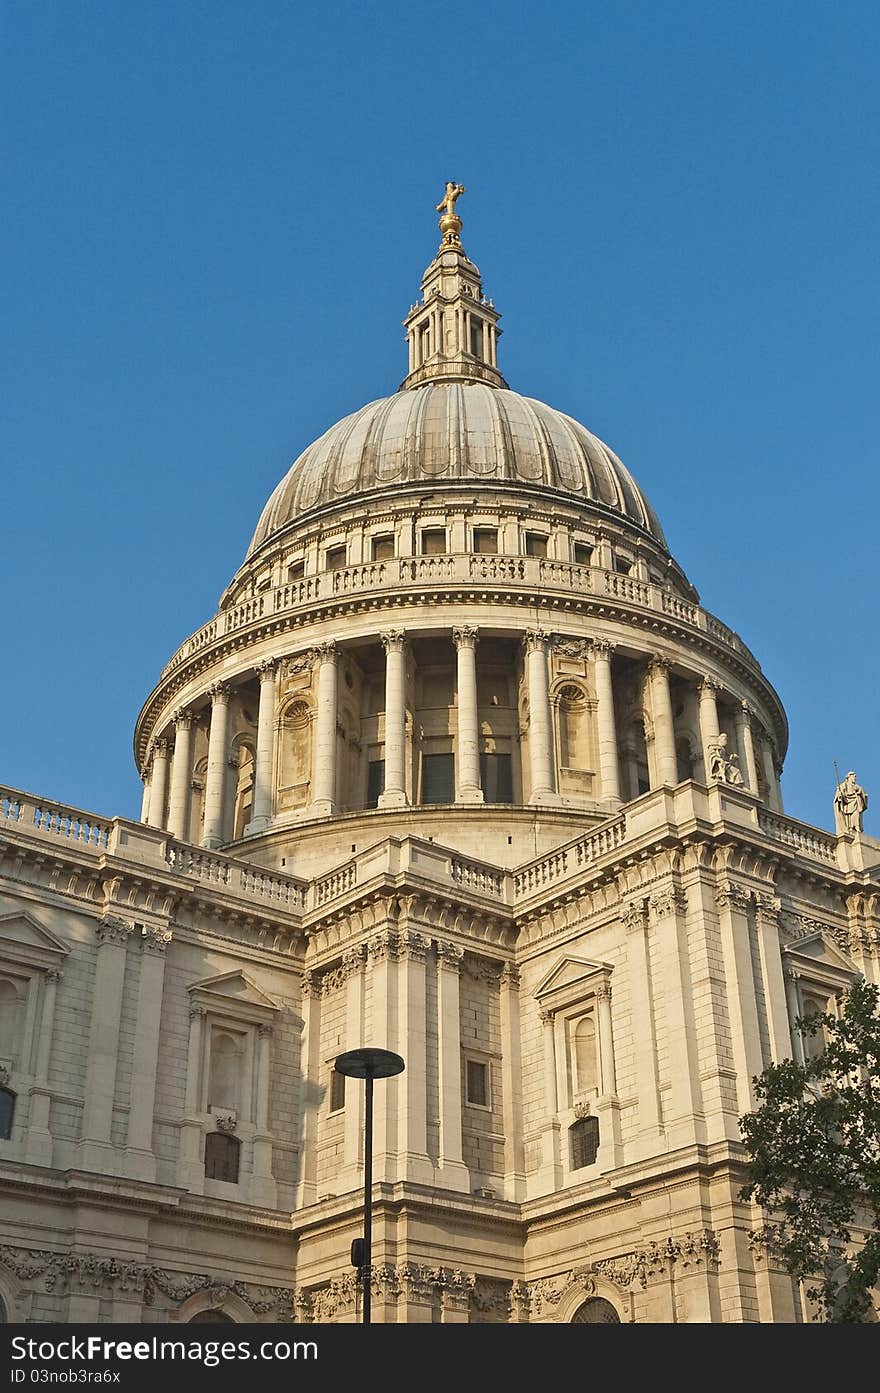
435,939,469,1190
79,917,134,1171
715,881,763,1113
25,968,62,1165
125,925,172,1181
622,898,663,1152
251,1022,277,1207
295,970,321,1209
648,887,699,1146
752,893,791,1063
499,963,525,1200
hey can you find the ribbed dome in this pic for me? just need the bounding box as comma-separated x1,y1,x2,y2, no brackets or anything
248,384,666,556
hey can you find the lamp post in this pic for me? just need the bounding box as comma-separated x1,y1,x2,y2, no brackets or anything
335,1046,405,1325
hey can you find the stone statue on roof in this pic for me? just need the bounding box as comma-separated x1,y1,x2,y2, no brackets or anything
834,770,868,834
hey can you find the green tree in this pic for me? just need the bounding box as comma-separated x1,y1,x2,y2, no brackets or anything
739,977,880,1323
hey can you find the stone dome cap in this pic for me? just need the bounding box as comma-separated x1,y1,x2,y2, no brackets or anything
247,383,667,557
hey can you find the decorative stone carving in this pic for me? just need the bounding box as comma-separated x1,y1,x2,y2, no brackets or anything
435,939,465,969
256,658,277,679
214,1112,237,1134
573,1101,592,1120
469,1276,512,1323
315,640,338,662
715,881,750,911
141,925,172,954
284,651,316,676
380,629,406,653
171,708,193,730
593,1231,720,1290
397,929,430,961
834,770,868,834
367,928,401,962
525,1275,565,1316
300,969,319,999
207,683,231,702
553,638,591,659
0,1066,10,1088
95,916,134,946
500,962,521,989
452,625,479,648
621,900,647,933
591,639,615,661
648,887,688,919
707,732,744,785
523,629,550,654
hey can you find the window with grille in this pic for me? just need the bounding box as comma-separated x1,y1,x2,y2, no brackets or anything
466,1059,489,1107
367,760,385,809
204,1131,240,1183
420,529,447,555
422,753,455,804
569,1115,600,1169
0,1088,15,1141
472,528,498,553
525,532,548,558
371,535,395,561
329,1068,346,1113
480,753,513,804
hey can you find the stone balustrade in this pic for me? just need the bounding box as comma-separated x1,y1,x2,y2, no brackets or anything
0,788,112,848
757,809,839,865
513,814,627,900
160,556,760,678
166,841,307,909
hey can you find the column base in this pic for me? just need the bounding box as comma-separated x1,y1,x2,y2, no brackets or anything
309,799,337,818
529,791,562,808
456,785,484,804
201,835,224,850
433,1159,471,1192
244,815,272,836
378,788,408,809
123,1147,158,1183
77,1139,119,1176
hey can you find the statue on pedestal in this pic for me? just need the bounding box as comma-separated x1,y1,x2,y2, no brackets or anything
707,732,744,786
834,770,868,834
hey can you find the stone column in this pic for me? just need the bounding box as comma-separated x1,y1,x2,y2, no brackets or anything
25,968,62,1165
592,640,621,803
649,656,678,786
311,642,339,816
753,894,792,1063
250,660,278,831
202,684,231,848
398,923,432,1183
698,678,721,779
140,768,151,822
784,969,805,1065
80,917,133,1170
252,1023,277,1207
499,964,525,1201
436,940,469,1191
648,887,698,1147
167,710,194,841
622,899,663,1153
378,630,408,808
295,972,321,1209
125,925,171,1181
524,630,556,803
453,626,483,802
178,1005,206,1191
715,881,764,1114
535,1008,562,1193
760,732,783,811
146,738,169,829
734,702,759,793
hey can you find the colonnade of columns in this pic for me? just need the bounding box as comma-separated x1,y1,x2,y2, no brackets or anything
140,631,784,846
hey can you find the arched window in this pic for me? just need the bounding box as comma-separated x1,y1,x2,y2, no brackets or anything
569,1115,600,1170
571,1297,620,1323
208,1031,240,1111
676,738,696,783
232,744,256,840
280,700,312,808
205,1131,240,1183
558,685,590,771
0,1088,16,1142
0,979,23,1061
572,1016,598,1096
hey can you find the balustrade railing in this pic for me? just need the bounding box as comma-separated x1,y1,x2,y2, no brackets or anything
450,854,506,897
757,810,838,864
166,840,307,908
160,555,760,678
314,861,357,905
0,787,111,848
513,814,627,899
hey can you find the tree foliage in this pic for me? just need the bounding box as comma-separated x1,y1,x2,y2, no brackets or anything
739,978,880,1321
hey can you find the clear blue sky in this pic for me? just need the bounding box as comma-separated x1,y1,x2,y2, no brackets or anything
2,1,877,835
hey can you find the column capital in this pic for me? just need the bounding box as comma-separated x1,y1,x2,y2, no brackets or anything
140,766,150,783
256,658,278,680
699,676,723,696
538,1008,554,1026
95,916,135,947
739,699,755,722
152,737,169,758
257,1022,274,1038
452,625,479,649
45,968,64,984
753,891,781,924
398,929,431,961
595,982,612,1002
648,887,688,920
621,899,647,933
300,969,320,999
500,962,521,989
208,682,232,704
189,1004,207,1020
380,629,406,654
435,939,464,971
715,880,750,911
315,640,338,662
591,639,616,661
523,628,551,654
171,708,193,731
142,925,173,955
648,653,671,677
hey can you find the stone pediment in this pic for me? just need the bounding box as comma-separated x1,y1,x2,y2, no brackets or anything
782,933,859,989
0,911,69,971
534,956,612,1013
189,970,280,1024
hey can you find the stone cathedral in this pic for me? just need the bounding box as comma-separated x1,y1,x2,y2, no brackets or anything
1,191,878,1325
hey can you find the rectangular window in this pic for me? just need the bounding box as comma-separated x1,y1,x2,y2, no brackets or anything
473,528,498,553
330,1068,346,1112
422,752,455,804
420,322,431,360
371,534,395,562
570,1115,600,1169
421,528,447,555
205,1131,241,1183
466,1059,489,1107
469,317,483,360
573,543,593,566
612,552,632,575
525,532,548,558
367,760,385,809
287,559,305,581
326,545,347,571
480,753,513,804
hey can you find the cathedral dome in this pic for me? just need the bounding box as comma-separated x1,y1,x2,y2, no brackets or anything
246,383,667,557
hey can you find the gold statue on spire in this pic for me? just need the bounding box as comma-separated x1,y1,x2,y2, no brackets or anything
436,181,466,218
436,182,466,246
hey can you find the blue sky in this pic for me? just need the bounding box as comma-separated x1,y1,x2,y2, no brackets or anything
2,1,877,834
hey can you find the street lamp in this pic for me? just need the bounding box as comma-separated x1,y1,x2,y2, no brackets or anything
334,1047,405,1325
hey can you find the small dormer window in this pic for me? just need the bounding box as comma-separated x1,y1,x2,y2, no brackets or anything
372,535,395,562
421,528,447,555
287,559,305,582
525,532,548,558
326,545,347,571
469,317,483,360
574,543,593,566
473,528,498,554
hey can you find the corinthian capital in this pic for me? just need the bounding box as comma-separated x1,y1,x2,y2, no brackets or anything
452,625,479,649
523,628,550,655
172,707,193,730
591,639,616,662
315,640,338,662
648,654,671,677
257,658,278,680
208,682,231,704
621,900,647,933
380,629,406,654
